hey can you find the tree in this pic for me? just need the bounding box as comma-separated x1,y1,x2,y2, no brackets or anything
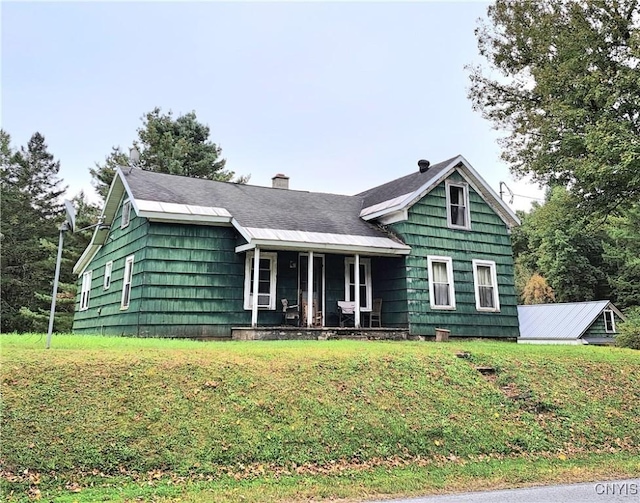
512,187,610,303
603,204,640,309
89,147,129,200
90,108,241,199
522,274,556,305
1,131,67,332
469,0,640,216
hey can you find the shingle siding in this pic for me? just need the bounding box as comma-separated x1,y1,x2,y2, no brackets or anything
389,172,520,338
73,196,149,335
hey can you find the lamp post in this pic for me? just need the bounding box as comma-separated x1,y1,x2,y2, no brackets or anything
46,200,76,349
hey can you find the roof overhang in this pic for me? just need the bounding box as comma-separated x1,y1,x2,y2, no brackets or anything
234,226,411,256
360,155,521,228
135,199,232,225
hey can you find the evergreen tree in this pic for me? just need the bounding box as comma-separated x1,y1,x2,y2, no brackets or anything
90,108,241,199
1,131,67,332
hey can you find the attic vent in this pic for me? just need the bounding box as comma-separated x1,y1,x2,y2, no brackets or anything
272,173,289,190
418,159,430,173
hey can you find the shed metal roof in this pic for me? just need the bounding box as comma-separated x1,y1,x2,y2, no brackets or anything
517,301,622,340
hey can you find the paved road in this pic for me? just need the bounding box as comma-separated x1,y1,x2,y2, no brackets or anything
370,479,640,503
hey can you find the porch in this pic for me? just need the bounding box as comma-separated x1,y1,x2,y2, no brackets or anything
232,326,413,341
242,248,410,332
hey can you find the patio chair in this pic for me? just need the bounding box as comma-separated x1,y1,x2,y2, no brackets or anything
281,298,299,326
301,299,323,327
369,298,382,328
337,301,356,327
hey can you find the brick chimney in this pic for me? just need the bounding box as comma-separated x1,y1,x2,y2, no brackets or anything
271,173,289,190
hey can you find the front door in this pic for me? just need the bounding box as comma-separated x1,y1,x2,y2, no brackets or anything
299,254,325,326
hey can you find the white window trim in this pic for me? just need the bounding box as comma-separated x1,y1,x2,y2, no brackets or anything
244,251,277,310
427,256,456,310
121,199,132,229
103,261,113,290
603,310,616,333
80,270,92,311
344,257,372,311
121,255,135,310
445,180,471,230
472,259,500,312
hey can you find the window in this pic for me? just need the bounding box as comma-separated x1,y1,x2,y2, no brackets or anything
473,260,500,312
446,180,470,229
244,251,277,310
121,199,132,229
103,261,113,290
604,310,616,333
427,256,455,309
344,258,372,310
80,270,92,311
121,255,134,309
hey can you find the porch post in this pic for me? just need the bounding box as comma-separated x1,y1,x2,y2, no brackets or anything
307,250,314,327
251,246,260,328
354,253,361,328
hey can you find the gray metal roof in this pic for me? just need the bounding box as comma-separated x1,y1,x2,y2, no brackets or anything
517,301,616,340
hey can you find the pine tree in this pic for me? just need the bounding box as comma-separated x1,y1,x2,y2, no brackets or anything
1,131,67,332
90,108,241,199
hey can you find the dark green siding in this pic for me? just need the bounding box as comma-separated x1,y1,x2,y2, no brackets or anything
73,197,149,335
135,223,247,337
390,171,520,338
583,310,622,339
372,256,408,328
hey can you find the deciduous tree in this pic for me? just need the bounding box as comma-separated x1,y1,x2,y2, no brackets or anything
469,0,640,216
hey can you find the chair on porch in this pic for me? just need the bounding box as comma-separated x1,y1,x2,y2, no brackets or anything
281,299,299,326
301,299,322,327
337,301,356,327
369,298,382,328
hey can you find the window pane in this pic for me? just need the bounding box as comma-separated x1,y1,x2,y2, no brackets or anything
434,284,450,306
479,286,494,308
477,266,492,286
432,262,448,282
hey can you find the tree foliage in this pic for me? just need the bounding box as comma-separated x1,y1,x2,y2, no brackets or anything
90,108,240,199
522,274,556,305
469,0,640,215
1,131,67,332
511,187,610,303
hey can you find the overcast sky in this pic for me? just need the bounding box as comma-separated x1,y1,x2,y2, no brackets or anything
2,1,545,211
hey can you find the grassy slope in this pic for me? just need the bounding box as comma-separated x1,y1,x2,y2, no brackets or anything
1,334,639,501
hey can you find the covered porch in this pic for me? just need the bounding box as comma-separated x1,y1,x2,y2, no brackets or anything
237,232,411,333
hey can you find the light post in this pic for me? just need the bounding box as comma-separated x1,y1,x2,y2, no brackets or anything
46,200,76,349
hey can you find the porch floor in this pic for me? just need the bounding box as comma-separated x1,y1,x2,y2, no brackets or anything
232,326,413,341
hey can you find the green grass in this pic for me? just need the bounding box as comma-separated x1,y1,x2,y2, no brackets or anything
2,334,639,501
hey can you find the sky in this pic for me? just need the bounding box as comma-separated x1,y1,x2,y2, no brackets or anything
2,1,545,212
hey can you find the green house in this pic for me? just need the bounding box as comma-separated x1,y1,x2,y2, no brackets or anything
73,155,521,339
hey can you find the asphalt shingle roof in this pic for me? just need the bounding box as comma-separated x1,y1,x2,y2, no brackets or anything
356,156,458,208
123,168,386,238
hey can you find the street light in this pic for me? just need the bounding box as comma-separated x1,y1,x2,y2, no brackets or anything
46,200,76,349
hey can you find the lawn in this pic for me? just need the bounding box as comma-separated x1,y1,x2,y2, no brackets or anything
1,334,639,502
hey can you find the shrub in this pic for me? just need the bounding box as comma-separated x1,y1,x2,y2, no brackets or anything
616,307,640,350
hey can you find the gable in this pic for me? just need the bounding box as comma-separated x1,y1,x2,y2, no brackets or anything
359,156,520,229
